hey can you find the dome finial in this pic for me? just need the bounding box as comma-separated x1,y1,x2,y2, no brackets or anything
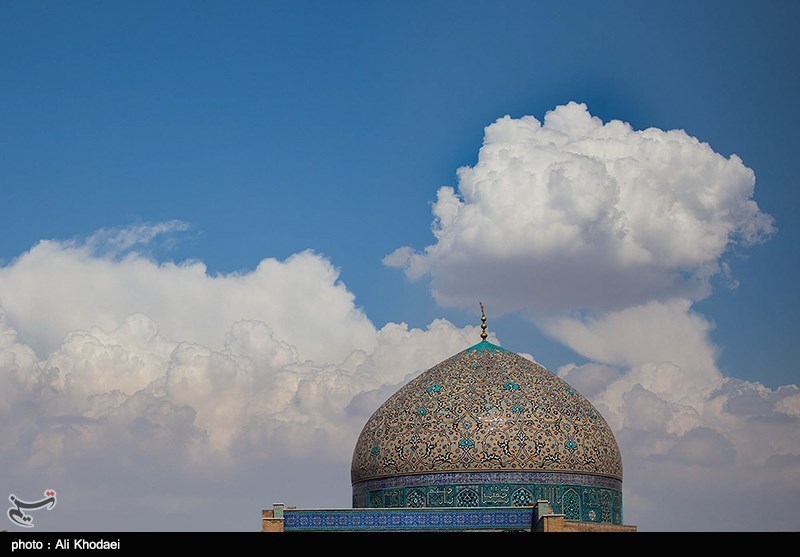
479,302,488,341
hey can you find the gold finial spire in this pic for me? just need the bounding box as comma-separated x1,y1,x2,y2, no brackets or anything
480,302,488,340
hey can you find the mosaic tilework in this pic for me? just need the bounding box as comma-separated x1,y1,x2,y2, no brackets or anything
283,507,535,532
352,473,623,525
355,470,623,492
351,341,623,485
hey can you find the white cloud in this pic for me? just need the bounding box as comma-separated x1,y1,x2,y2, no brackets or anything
552,312,800,530
545,299,719,378
0,227,377,364
0,238,485,529
385,101,775,315
81,220,191,257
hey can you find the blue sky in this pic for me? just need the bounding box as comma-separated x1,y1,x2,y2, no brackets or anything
2,1,798,532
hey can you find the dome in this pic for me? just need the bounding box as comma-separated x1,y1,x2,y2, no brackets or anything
350,319,625,524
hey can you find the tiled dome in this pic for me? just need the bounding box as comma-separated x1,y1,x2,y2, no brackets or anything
350,332,625,523
351,341,622,483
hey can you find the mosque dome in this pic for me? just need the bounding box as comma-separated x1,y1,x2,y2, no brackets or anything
350,307,625,524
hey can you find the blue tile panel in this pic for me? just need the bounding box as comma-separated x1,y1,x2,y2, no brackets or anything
352,471,623,525
283,507,534,532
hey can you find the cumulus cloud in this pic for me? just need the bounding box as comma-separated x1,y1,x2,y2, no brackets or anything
553,346,800,530
0,231,486,530
544,298,800,530
385,101,775,315
545,299,719,379
0,225,377,364
385,103,799,530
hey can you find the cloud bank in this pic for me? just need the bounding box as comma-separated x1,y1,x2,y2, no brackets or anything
0,228,485,530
